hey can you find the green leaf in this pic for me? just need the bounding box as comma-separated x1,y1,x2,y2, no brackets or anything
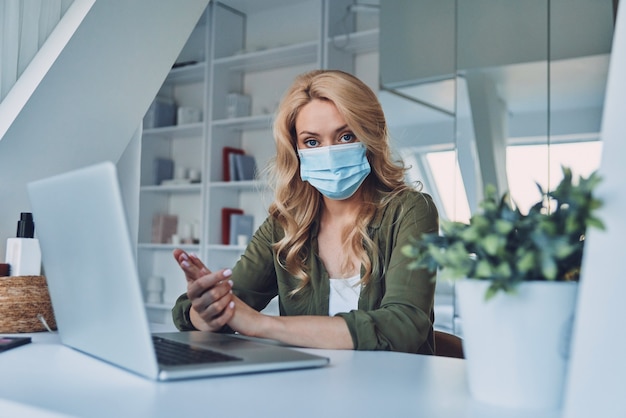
516,251,535,273
494,219,514,235
482,234,502,256
553,240,577,259
495,262,512,278
401,244,416,258
484,285,498,301
459,227,481,243
475,260,493,278
587,217,605,230
541,255,558,280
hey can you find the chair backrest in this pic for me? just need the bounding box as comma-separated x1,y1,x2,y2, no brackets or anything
434,330,464,359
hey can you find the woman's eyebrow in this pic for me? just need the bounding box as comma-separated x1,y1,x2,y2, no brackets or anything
334,125,349,134
297,125,350,137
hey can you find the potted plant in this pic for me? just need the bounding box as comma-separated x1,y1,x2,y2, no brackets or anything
403,166,604,410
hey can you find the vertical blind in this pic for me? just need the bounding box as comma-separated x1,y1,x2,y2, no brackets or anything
0,0,74,101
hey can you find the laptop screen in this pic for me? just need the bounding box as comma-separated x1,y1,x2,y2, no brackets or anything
28,162,159,378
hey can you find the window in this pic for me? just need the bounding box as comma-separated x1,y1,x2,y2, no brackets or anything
422,139,602,222
506,140,603,213
426,150,471,223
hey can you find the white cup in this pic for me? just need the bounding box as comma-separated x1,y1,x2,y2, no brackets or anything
180,223,192,242
175,166,188,180
146,276,164,292
188,169,201,182
237,234,249,246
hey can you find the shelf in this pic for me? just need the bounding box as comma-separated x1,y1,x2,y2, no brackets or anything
143,123,204,139
211,114,273,131
140,183,202,193
164,62,207,84
145,302,175,311
213,40,318,72
328,29,379,55
209,180,266,191
138,243,200,251
207,244,247,251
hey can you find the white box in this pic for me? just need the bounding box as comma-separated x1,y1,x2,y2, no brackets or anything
143,97,176,128
177,106,202,125
226,93,251,118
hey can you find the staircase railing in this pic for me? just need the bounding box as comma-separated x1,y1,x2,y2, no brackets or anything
1,0,74,101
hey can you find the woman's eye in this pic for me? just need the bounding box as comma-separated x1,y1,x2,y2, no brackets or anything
304,139,319,147
339,133,355,143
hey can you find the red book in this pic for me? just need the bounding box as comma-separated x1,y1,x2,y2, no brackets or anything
221,207,244,245
222,147,245,181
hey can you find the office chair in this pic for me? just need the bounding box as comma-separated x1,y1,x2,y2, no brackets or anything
434,330,464,359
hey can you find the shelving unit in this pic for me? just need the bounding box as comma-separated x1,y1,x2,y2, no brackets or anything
165,62,207,84
137,0,380,328
212,41,319,72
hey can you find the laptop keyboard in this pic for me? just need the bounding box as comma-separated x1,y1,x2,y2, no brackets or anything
152,336,242,366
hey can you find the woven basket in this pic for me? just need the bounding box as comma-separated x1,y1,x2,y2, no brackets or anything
0,276,57,333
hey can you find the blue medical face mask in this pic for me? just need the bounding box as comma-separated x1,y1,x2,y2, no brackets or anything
298,142,371,200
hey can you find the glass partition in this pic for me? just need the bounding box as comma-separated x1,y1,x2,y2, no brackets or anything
380,0,615,220
379,0,458,220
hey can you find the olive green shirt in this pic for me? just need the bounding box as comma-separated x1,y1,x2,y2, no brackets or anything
172,189,438,354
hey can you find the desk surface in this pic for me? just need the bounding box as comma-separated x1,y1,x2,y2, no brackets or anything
0,332,560,418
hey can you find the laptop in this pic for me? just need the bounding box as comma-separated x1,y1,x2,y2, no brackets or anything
27,161,329,381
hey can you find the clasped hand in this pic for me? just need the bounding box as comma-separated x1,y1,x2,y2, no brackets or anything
172,249,263,335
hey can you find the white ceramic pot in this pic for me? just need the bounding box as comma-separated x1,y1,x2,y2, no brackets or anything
456,279,578,410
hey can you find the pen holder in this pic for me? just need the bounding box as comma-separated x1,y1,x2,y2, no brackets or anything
0,276,57,333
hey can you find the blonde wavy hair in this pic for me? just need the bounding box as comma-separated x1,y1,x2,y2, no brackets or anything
266,70,412,294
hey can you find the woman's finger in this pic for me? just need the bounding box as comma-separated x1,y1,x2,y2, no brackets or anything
173,249,212,283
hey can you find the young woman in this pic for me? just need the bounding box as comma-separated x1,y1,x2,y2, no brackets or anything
172,70,438,354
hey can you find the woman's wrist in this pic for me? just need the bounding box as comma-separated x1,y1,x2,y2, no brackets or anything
189,307,213,331
254,313,280,339
228,296,280,340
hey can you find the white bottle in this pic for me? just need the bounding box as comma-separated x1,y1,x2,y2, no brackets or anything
5,212,42,276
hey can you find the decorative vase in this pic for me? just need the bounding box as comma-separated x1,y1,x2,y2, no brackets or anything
456,279,578,410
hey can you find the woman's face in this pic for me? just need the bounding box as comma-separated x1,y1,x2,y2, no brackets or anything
295,99,359,150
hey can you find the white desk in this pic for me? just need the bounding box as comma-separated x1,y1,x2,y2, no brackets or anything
0,332,560,418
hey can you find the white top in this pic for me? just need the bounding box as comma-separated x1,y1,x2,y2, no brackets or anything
328,273,361,316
